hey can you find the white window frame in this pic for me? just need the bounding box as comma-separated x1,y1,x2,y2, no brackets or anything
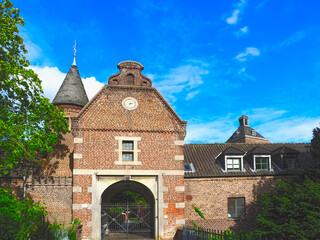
115,136,141,165
253,155,271,171
225,155,244,172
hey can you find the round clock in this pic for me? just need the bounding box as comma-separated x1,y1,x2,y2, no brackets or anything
122,97,138,110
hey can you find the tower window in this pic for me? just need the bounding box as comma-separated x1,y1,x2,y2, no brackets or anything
126,74,134,85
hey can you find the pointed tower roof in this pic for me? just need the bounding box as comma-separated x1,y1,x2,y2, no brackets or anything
52,64,89,107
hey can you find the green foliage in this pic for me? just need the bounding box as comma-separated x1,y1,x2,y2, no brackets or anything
0,187,56,239
0,188,81,239
255,178,320,239
311,126,320,162
191,204,206,229
125,190,147,206
0,0,69,176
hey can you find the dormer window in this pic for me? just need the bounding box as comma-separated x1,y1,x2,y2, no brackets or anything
252,130,256,136
283,156,297,169
126,74,134,85
271,146,299,170
226,156,243,172
254,155,271,171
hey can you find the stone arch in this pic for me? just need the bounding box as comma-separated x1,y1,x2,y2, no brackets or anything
100,180,155,239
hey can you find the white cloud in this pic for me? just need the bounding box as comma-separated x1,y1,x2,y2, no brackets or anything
82,77,104,99
185,90,200,100
227,9,241,24
240,26,248,33
30,65,103,102
238,67,246,74
226,0,247,25
235,47,260,61
25,39,43,62
153,63,209,103
185,108,319,143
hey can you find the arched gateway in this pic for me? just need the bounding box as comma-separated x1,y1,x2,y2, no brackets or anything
101,180,155,239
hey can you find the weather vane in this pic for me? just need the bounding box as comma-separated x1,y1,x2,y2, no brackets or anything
72,40,77,65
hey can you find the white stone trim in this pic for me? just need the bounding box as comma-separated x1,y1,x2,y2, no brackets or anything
87,221,92,227
73,186,82,192
162,203,168,208
175,202,185,208
176,219,185,225
162,186,168,192
174,155,184,161
175,186,185,192
74,138,83,143
73,153,83,159
72,204,92,210
73,169,184,175
174,140,184,146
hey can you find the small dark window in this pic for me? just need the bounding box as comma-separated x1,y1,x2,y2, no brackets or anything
283,156,296,169
126,74,134,85
184,164,191,171
228,197,245,218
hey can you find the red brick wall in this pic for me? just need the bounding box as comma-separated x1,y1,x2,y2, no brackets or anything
184,176,282,232
72,84,186,238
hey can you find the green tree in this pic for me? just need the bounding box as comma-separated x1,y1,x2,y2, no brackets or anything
0,0,69,176
311,126,320,163
255,178,320,239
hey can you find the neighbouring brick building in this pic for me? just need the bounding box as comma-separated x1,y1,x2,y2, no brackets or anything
1,59,315,240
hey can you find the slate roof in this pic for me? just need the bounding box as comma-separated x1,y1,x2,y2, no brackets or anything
52,65,89,107
226,125,266,142
184,143,313,178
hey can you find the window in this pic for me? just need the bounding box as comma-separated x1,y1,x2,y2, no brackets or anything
228,198,245,218
115,136,141,165
283,156,296,169
184,163,195,172
255,157,269,171
226,157,241,171
122,141,134,161
126,74,134,85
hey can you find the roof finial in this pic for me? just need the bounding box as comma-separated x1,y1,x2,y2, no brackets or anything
72,40,77,66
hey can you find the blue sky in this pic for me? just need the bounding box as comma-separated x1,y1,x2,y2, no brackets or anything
13,0,320,143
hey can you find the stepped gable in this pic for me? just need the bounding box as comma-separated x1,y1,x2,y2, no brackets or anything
52,64,89,107
226,115,269,143
184,143,313,177
108,61,152,87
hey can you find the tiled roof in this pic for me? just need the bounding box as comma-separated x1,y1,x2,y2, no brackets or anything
184,143,313,178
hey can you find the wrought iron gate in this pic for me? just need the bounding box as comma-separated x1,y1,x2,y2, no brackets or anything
101,202,152,239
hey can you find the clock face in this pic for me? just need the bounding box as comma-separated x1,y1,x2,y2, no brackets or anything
122,97,138,110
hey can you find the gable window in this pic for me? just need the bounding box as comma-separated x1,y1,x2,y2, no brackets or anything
226,157,242,172
126,74,134,85
254,155,271,171
228,197,245,219
115,136,141,165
